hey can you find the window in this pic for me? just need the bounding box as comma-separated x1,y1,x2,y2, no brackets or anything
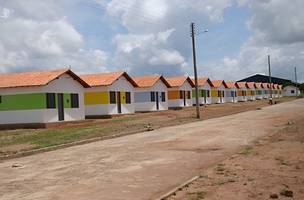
187,91,191,99
46,93,56,109
231,91,234,97
179,90,184,99
110,91,116,104
151,91,155,102
201,90,204,97
71,93,79,108
222,91,225,97
126,92,131,104
235,91,237,97
161,92,166,102
291,90,295,94
207,90,210,97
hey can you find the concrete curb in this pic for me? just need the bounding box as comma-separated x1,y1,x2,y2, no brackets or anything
155,175,200,200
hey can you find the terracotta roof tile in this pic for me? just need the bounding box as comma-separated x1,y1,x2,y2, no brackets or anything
211,80,228,88
255,82,262,89
226,81,238,89
236,82,248,88
166,76,195,87
133,75,170,88
0,69,90,89
81,71,138,87
191,77,214,87
247,82,256,89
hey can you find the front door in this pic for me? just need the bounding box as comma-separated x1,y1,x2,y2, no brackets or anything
117,91,122,114
57,93,64,121
156,92,159,110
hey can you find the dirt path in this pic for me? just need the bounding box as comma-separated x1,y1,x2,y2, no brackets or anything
0,99,303,200
168,109,304,200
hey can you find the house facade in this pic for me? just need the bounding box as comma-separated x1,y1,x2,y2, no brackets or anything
81,71,138,117
262,83,270,99
254,82,263,100
166,76,194,108
133,75,170,112
192,77,213,105
0,69,89,126
236,82,248,102
225,82,238,103
246,82,257,101
283,85,300,96
211,80,228,104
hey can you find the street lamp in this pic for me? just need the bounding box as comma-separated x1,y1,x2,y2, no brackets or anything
191,22,208,119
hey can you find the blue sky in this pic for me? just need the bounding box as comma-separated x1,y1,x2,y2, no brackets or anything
0,0,303,82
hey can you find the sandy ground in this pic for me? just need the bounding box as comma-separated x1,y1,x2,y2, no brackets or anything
168,111,304,200
0,99,303,200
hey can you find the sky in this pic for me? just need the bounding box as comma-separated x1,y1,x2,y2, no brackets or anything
0,0,303,82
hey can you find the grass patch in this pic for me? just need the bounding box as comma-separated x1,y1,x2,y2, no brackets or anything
188,191,206,200
239,146,253,155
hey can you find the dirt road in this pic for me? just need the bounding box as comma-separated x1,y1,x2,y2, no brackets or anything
0,99,303,200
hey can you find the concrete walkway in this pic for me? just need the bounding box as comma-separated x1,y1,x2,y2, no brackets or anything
0,99,303,200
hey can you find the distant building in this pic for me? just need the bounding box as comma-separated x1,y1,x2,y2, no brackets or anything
283,86,300,96
238,74,293,85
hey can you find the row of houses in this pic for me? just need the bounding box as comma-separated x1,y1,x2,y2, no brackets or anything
0,69,284,126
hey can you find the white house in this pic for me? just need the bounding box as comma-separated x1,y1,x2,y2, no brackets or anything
225,82,238,103
246,82,257,101
133,75,170,112
236,82,248,102
81,71,138,117
254,82,263,100
283,85,300,96
211,80,228,104
262,83,270,99
166,76,194,108
192,77,214,105
0,69,89,127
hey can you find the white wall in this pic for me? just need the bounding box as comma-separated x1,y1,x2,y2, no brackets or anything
134,80,168,112
84,76,135,115
193,84,212,105
211,85,226,104
0,73,85,124
283,86,300,96
225,88,237,103
168,81,193,108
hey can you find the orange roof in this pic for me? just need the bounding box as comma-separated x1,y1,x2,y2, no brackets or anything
133,75,170,88
262,83,270,88
191,77,214,87
81,71,138,87
226,81,239,89
247,82,256,89
236,82,248,88
0,69,90,89
211,80,228,88
278,85,283,89
166,76,195,87
255,82,262,89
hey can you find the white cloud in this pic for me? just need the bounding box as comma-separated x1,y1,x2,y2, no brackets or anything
102,0,233,75
0,1,108,73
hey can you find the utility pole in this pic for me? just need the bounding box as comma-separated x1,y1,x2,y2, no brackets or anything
295,67,298,96
191,22,201,119
268,55,273,104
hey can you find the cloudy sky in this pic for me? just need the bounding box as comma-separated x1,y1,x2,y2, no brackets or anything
0,0,303,82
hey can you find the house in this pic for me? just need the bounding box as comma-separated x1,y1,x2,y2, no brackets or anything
274,84,280,98
278,85,283,97
262,83,270,99
283,85,300,96
236,82,248,102
211,80,228,104
0,69,89,127
225,82,238,103
166,76,194,108
192,77,214,105
246,82,257,101
255,82,263,100
81,71,138,117
132,75,170,112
